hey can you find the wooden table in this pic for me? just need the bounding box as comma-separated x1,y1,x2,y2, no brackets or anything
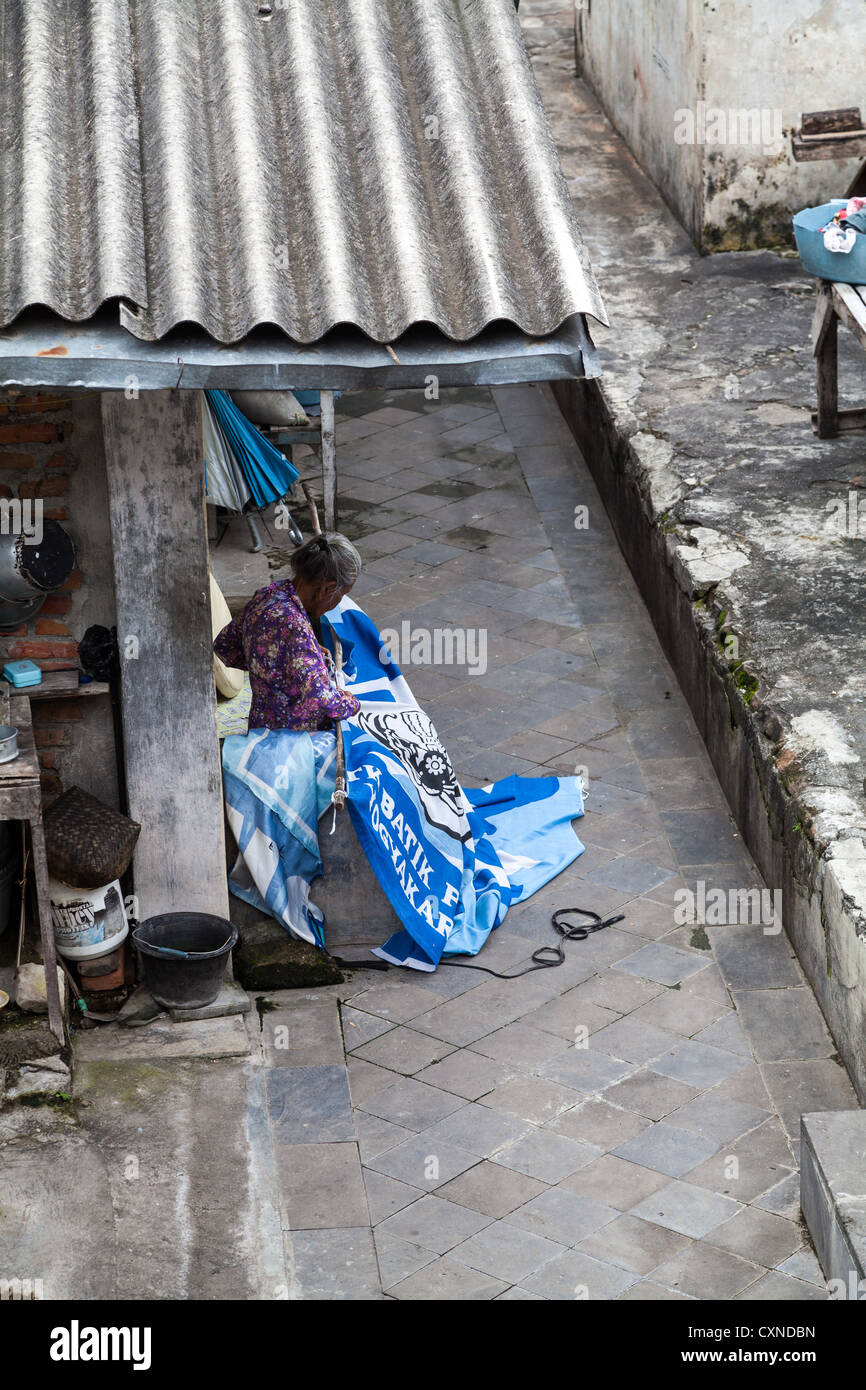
0,696,64,1041
812,281,866,438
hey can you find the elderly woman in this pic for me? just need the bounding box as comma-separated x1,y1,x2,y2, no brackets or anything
214,533,363,731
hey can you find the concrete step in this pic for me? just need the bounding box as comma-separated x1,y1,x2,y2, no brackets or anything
801,1111,866,1294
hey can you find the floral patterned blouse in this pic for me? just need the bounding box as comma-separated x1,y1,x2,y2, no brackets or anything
213,580,361,732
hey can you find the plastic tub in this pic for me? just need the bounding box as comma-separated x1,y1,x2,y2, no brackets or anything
49,876,129,960
793,200,866,284
133,913,237,1009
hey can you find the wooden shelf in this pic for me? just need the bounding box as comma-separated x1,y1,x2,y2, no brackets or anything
22,670,110,701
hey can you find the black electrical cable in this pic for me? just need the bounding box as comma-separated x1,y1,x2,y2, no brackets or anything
438,906,626,980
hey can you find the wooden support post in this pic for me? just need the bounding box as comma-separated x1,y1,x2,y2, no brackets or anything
321,389,337,531
101,390,229,921
816,312,839,439
30,815,64,1042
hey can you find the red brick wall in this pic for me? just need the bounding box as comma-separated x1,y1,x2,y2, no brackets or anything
0,390,85,799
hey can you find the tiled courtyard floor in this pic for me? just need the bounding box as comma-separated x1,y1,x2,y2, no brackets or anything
217,380,859,1301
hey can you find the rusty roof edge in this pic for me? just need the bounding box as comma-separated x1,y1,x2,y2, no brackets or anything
0,313,600,392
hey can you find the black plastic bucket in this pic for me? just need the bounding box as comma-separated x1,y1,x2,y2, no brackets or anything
133,913,238,1009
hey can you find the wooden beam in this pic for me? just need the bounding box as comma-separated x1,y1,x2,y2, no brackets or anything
320,389,337,532
811,407,866,434
811,284,836,355
101,390,229,922
832,283,866,352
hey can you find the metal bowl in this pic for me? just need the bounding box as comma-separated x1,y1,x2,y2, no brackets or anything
0,725,18,763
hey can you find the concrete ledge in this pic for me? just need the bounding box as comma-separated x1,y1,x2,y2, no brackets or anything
801,1111,866,1290
554,373,866,1104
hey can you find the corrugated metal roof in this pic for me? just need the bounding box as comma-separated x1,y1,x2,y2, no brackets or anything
0,310,600,391
0,0,606,346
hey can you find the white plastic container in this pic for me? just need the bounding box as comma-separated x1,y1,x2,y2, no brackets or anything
49,876,129,960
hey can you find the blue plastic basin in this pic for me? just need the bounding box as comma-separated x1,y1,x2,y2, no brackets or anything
793,200,866,284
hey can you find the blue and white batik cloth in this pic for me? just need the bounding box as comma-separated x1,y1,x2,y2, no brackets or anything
222,727,337,949
222,597,585,971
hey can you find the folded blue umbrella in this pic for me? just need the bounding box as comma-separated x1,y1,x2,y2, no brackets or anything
205,390,299,508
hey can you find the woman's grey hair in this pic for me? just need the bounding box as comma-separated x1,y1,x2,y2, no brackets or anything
291,532,362,590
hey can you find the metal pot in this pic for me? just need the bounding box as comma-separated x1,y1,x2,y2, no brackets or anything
0,519,76,602
0,725,19,763
0,520,76,630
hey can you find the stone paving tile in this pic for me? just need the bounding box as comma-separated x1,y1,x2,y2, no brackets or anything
548,1097,651,1152
378,1194,492,1254
285,1228,381,1300
613,943,712,987
495,1286,545,1300
388,1257,508,1300
650,1040,750,1089
664,1093,770,1145
650,1243,765,1300
521,992,618,1040
691,1010,751,1056
568,971,664,1014
616,1281,695,1301
276,1142,369,1231
345,982,437,1024
630,1181,742,1238
706,926,802,991
363,1169,425,1225
268,1066,355,1144
613,1123,719,1179
752,1171,801,1220
505,1186,619,1246
479,1075,583,1125
373,1231,437,1289
469,1021,574,1069
685,1117,795,1204
354,1110,413,1163
732,987,836,1062
357,1076,466,1131
436,1160,549,1219
366,1134,478,1190
760,1060,859,1139
346,1057,400,1106
420,1103,533,1159
260,999,345,1067
415,1050,515,1100
350,1026,456,1075
706,1207,804,1267
734,1272,830,1301
589,1017,681,1065
538,1047,633,1093
341,1005,394,1048
604,1069,702,1120
423,984,553,1037
450,1219,567,1285
493,1129,600,1184
777,1246,825,1286
522,1248,638,1301
577,1214,692,1276
628,991,731,1036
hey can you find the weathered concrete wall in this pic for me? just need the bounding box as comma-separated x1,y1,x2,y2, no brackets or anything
575,0,866,250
